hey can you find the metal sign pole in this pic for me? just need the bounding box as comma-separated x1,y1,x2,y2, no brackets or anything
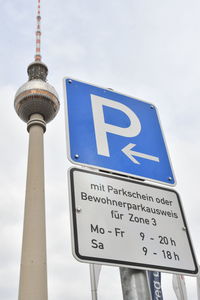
120,268,152,300
89,264,102,300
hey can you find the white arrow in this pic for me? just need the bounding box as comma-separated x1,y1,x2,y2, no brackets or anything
122,143,160,165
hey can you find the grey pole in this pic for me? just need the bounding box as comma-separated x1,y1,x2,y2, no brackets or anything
89,264,102,300
90,264,98,300
120,268,152,300
18,113,47,300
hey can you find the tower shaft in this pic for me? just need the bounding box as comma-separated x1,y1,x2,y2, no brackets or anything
15,0,59,297
18,114,48,300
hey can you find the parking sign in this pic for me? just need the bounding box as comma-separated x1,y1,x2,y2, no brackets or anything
64,78,175,185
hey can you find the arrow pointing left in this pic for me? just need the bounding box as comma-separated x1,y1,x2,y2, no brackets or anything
122,143,160,165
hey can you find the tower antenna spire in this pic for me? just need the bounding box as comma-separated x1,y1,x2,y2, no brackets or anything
35,0,42,61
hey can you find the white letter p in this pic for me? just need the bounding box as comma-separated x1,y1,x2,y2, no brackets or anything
91,94,141,157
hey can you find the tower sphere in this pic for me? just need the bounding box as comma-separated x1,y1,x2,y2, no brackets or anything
14,61,60,123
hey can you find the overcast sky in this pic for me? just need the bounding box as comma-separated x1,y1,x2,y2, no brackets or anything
1,0,200,299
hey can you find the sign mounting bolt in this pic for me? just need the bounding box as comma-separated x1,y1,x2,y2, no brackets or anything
168,177,172,181
74,154,79,159
76,207,82,213
68,79,72,84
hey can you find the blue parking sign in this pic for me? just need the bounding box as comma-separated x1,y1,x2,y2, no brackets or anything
64,78,175,185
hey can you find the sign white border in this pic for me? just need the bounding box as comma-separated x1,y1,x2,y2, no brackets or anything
68,167,198,275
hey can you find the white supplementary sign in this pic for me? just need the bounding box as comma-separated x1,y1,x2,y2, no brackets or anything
64,78,175,185
68,168,198,275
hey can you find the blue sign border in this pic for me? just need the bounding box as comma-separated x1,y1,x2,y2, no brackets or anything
64,78,175,186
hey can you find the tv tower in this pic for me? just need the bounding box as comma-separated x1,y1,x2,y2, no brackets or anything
14,0,60,299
